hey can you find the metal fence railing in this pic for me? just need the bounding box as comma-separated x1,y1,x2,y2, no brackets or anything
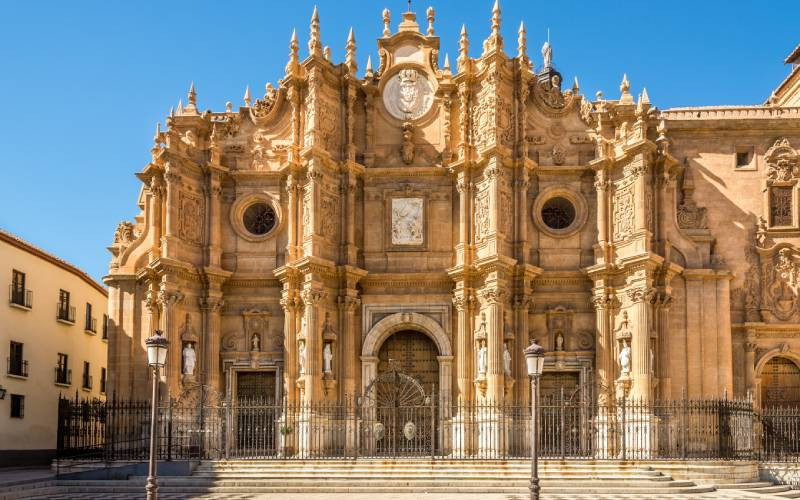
55,393,800,472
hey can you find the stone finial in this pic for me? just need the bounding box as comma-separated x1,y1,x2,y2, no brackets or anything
308,6,323,58
185,82,198,114
573,76,580,93
154,122,162,144
640,87,650,104
286,28,299,74
426,6,435,36
382,8,391,37
619,73,634,104
225,101,232,112
365,55,374,78
244,85,251,107
177,98,184,115
169,106,175,118
443,53,451,75
457,24,470,71
483,0,502,54
517,21,527,60
345,27,357,74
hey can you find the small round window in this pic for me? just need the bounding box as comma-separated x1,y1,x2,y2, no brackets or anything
243,203,276,235
541,197,576,230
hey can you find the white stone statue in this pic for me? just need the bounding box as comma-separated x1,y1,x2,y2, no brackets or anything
182,343,196,375
298,341,306,375
541,40,552,69
251,333,260,352
555,332,564,351
619,339,631,375
323,343,333,373
477,341,488,375
503,343,511,376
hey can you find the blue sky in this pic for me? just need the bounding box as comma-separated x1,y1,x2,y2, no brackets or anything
0,0,796,282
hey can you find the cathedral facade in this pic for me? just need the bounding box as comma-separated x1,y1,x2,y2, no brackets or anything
105,5,800,411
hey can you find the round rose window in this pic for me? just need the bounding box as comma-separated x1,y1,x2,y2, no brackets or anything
243,203,276,235
541,197,576,230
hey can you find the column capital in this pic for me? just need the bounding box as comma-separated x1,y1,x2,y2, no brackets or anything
337,295,361,311
199,296,224,312
301,288,328,306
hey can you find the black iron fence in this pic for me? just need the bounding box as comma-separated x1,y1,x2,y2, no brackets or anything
56,394,800,467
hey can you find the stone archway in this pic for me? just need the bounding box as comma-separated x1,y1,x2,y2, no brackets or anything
756,352,800,408
361,312,453,403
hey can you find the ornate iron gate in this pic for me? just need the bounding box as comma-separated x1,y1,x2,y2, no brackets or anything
359,368,436,457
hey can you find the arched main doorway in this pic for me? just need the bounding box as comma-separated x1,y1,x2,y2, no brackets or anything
377,330,440,394
760,356,800,408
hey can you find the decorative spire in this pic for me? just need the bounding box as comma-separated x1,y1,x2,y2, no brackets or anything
573,76,579,93
517,20,527,60
365,55,374,78
483,0,502,54
185,82,197,113
244,85,251,107
308,6,323,58
640,87,650,104
619,73,633,104
443,53,451,75
457,24,470,72
345,27,357,74
209,123,221,164
426,6,435,36
382,8,391,37
169,106,174,118
154,122,161,144
177,98,184,115
286,28,299,74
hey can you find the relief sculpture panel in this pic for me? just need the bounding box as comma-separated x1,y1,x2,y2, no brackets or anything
391,197,424,245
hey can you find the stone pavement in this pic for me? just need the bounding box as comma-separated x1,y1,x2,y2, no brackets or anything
19,492,784,499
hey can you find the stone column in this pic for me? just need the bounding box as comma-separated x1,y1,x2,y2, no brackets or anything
591,292,614,405
482,288,507,403
744,334,757,401
513,296,531,406
455,174,470,266
343,175,358,265
158,288,183,397
684,273,703,398
300,287,326,404
162,164,180,258
452,287,474,403
628,287,653,402
207,172,223,268
285,173,299,261
715,272,734,396
280,293,298,405
654,292,673,400
200,296,224,392
149,175,164,261
338,296,360,399
594,172,610,263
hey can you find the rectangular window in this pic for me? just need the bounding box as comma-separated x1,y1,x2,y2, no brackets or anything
9,270,30,308
82,361,91,389
84,303,95,332
8,341,26,377
102,314,108,339
57,289,73,322
10,394,24,418
56,353,69,384
770,186,794,226
735,146,755,168
100,367,107,393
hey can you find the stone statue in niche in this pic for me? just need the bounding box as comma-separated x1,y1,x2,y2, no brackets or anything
401,122,415,164
555,332,565,351
503,343,511,376
474,312,487,340
477,340,488,376
298,341,306,375
251,333,260,352
323,343,333,374
619,339,631,376
182,342,196,375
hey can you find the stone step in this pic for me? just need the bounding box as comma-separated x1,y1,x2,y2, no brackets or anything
716,481,778,489
188,472,670,480
775,490,800,499
37,483,719,495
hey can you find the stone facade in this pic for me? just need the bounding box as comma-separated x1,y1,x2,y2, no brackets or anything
105,5,800,409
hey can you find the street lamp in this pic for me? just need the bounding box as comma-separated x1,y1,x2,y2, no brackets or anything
145,330,168,500
524,339,546,500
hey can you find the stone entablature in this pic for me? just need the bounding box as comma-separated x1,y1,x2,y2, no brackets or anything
104,3,800,410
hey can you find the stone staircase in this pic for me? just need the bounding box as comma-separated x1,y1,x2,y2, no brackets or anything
2,459,798,498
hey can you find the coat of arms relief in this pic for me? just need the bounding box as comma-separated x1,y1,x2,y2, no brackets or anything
382,69,434,121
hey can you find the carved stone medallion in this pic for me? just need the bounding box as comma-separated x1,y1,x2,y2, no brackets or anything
382,69,434,121
391,197,424,245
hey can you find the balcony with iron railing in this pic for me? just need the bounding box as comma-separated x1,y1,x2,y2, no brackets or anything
9,285,32,309
56,303,75,324
55,367,72,386
7,357,29,378
84,317,97,335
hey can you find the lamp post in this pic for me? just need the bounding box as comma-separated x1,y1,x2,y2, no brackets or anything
145,330,168,500
524,339,546,500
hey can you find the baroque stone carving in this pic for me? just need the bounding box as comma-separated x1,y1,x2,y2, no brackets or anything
475,190,490,241
251,83,279,119
401,122,415,164
391,197,424,245
762,247,800,321
113,221,135,244
613,185,634,241
765,138,799,182
179,191,203,245
320,195,339,239
382,68,434,121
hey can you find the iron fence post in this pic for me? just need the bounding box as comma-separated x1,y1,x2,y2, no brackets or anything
167,398,173,462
